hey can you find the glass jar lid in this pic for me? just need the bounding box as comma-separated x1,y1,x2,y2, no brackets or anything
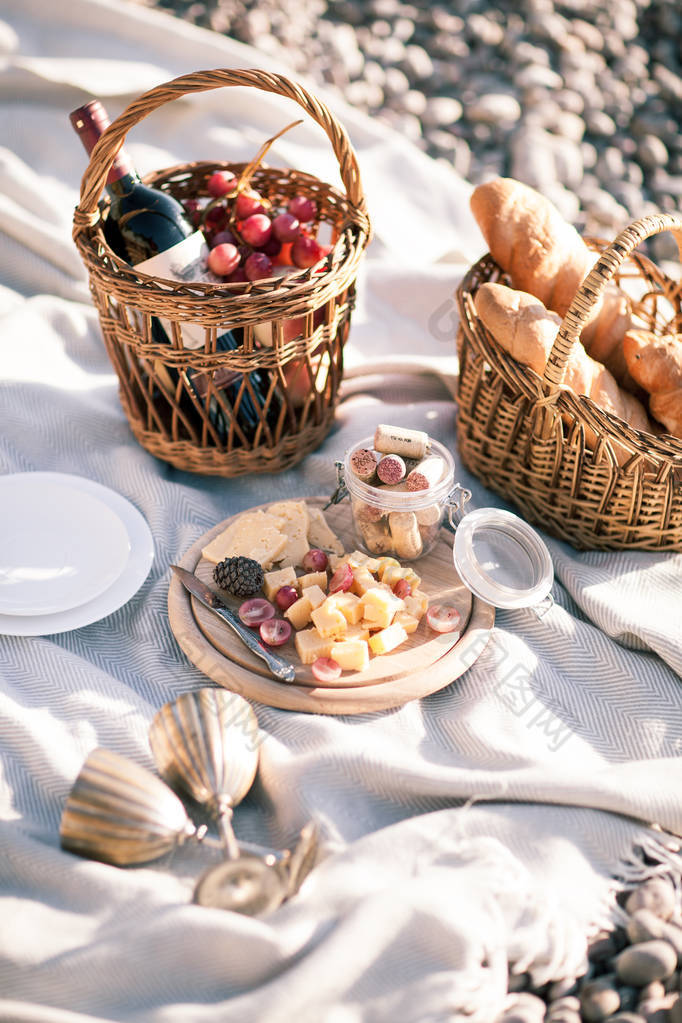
452,508,554,610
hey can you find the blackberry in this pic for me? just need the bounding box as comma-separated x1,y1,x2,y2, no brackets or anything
213,556,264,598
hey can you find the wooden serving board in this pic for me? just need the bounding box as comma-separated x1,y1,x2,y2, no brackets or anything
190,499,472,689
168,497,495,715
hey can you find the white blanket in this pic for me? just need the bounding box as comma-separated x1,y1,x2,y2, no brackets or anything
1,2,681,1021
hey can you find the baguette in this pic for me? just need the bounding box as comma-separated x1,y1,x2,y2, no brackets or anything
474,283,651,439
622,329,682,438
470,178,633,386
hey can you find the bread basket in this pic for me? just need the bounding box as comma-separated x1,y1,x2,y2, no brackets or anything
72,69,371,477
456,213,682,551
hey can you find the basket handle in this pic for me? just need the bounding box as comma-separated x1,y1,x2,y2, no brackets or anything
73,67,369,236
542,212,682,393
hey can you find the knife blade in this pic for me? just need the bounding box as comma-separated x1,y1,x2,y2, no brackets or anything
171,565,297,684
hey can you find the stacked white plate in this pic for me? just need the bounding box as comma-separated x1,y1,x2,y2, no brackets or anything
0,473,154,636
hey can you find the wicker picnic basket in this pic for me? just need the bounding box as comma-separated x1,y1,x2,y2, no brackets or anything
72,69,371,477
456,213,682,551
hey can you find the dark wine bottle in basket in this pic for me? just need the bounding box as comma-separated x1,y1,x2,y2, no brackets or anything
70,100,280,447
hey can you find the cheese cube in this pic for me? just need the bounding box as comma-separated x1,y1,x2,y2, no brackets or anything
201,510,287,568
350,566,376,596
381,564,421,591
296,570,328,593
306,505,344,556
375,556,401,580
295,628,333,665
368,622,409,655
329,640,370,672
311,600,347,639
404,590,429,619
345,623,370,643
327,591,362,624
328,554,348,572
267,500,310,568
359,588,405,629
262,565,297,602
284,595,313,631
301,584,326,611
393,610,420,635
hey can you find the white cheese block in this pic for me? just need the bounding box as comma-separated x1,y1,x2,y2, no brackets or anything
307,506,345,556
267,500,311,568
201,510,287,568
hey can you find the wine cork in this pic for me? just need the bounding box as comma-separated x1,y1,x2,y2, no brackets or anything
374,424,430,460
376,454,406,485
350,447,379,483
388,511,423,560
359,518,393,555
406,456,447,492
353,499,384,526
414,503,441,527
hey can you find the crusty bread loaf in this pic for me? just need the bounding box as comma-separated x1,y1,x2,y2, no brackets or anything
623,329,682,437
470,178,634,387
474,283,651,437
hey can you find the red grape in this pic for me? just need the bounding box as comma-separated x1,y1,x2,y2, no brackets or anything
260,237,282,259
227,266,248,283
259,618,292,646
238,598,276,628
291,235,325,269
393,579,412,599
288,196,317,223
275,585,298,611
240,213,272,247
207,170,237,198
207,242,240,277
272,212,301,242
426,604,461,634
328,562,353,593
302,549,329,573
210,229,238,248
245,252,273,281
235,190,265,219
204,204,229,233
311,657,342,683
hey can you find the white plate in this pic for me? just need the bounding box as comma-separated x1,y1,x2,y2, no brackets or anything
0,475,131,615
0,474,154,636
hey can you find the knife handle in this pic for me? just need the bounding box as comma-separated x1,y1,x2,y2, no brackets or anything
214,605,297,683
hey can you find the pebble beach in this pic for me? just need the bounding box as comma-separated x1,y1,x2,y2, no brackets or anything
137,0,682,263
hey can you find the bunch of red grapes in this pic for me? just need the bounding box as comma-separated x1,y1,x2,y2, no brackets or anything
185,169,331,283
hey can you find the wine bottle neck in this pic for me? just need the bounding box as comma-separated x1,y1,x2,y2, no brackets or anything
69,99,138,188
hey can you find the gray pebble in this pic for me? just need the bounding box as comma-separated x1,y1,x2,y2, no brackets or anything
547,979,580,999
669,993,682,1023
422,96,463,128
580,976,621,1021
638,135,669,171
467,93,522,126
616,940,678,987
401,43,433,80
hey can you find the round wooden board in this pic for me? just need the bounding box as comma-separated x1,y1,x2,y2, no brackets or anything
190,499,473,688
168,497,495,715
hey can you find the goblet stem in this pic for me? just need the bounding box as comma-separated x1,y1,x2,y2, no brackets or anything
217,806,240,861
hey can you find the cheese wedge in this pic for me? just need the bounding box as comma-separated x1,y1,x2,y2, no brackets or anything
307,506,344,556
268,500,310,568
201,510,287,568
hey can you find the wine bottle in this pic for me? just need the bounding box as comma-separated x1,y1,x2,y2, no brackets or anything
69,100,280,447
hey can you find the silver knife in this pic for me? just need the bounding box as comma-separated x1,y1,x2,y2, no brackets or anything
170,565,297,684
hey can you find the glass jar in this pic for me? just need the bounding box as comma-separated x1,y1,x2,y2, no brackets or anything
340,436,457,562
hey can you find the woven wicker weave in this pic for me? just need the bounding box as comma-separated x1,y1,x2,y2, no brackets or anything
456,213,682,551
73,69,371,477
